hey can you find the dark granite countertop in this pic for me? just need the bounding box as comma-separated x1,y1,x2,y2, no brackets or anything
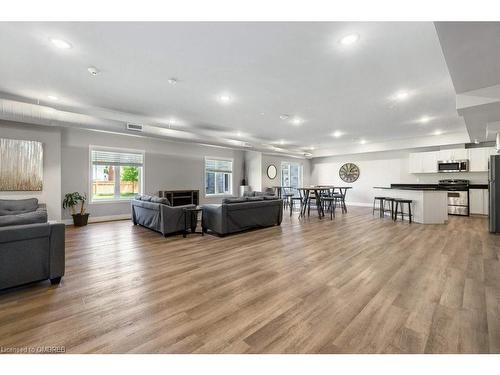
374,183,488,190
373,186,442,191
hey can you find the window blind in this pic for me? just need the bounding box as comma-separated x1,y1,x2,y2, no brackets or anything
91,149,144,167
205,159,232,173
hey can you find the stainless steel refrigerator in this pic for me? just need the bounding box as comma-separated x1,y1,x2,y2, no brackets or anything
490,154,500,233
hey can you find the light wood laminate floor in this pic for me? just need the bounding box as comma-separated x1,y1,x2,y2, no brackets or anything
1,207,499,353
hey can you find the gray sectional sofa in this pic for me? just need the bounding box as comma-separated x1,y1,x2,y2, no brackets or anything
0,198,65,290
131,195,196,236
0,198,47,227
202,196,283,236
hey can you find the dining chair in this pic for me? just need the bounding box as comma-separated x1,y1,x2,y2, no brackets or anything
289,188,303,217
282,187,294,210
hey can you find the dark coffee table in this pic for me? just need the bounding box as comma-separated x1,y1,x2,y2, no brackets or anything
183,206,203,238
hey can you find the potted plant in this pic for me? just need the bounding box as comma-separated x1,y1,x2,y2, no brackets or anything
63,192,89,226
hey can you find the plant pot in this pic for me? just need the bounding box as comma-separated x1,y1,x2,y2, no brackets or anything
72,213,90,227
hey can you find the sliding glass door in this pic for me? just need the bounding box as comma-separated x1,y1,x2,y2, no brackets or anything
281,162,303,193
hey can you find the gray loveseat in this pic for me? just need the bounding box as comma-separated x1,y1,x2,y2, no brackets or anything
0,198,65,290
202,197,283,236
131,195,196,236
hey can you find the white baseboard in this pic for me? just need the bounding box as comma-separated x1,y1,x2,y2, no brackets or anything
61,214,131,225
346,202,372,207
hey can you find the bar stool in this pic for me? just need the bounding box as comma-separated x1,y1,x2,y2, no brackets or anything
394,199,413,223
373,197,385,218
320,194,336,220
383,197,396,219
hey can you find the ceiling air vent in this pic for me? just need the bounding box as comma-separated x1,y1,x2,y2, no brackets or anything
126,123,143,132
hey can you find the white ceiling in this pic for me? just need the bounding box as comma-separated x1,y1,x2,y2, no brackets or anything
0,22,470,156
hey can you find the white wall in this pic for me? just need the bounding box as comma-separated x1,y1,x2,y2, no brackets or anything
0,121,62,220
311,149,488,206
61,127,244,220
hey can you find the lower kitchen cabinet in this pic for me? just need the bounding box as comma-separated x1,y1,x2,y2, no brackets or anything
470,188,489,215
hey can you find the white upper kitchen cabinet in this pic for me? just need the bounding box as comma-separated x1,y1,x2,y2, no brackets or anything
438,148,469,161
469,147,496,172
421,151,438,173
408,151,438,173
409,147,495,174
409,153,422,173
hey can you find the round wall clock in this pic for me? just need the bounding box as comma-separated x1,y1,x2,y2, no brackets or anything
267,164,277,180
339,163,360,183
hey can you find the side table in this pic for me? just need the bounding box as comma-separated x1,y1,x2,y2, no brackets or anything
183,206,203,238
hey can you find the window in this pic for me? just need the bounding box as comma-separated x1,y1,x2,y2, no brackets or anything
90,147,144,202
281,162,303,193
205,158,233,196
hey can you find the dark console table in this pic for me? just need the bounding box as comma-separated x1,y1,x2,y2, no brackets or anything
158,189,199,206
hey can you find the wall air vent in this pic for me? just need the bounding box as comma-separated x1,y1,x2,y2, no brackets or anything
126,123,143,132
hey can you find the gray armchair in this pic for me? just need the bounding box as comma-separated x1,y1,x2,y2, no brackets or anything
0,223,65,290
131,199,196,236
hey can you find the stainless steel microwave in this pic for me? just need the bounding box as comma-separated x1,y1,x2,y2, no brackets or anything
437,160,469,173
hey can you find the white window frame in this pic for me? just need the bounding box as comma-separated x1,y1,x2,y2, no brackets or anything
89,145,145,204
204,156,234,198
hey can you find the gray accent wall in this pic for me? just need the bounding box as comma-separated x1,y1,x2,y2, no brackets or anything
61,127,244,220
1,121,312,222
0,121,62,220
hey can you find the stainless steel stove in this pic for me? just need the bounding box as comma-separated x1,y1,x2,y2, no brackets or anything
438,179,470,216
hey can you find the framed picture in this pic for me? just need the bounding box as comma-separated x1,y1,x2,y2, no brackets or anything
0,138,43,191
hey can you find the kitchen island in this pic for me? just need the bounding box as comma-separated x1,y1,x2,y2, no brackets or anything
373,186,448,224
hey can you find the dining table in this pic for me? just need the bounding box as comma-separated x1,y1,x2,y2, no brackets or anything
296,186,353,218
316,185,352,213
297,186,331,218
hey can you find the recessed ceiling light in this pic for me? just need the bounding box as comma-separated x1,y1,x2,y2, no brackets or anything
359,139,367,144
47,95,58,101
433,129,443,136
168,78,178,85
331,130,344,138
474,139,480,144
279,114,290,120
419,115,431,124
394,91,409,101
291,117,303,126
49,38,72,49
88,66,100,76
218,94,232,104
339,33,360,45
279,140,286,145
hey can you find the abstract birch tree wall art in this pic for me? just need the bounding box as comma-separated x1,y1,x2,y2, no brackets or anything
0,138,43,191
